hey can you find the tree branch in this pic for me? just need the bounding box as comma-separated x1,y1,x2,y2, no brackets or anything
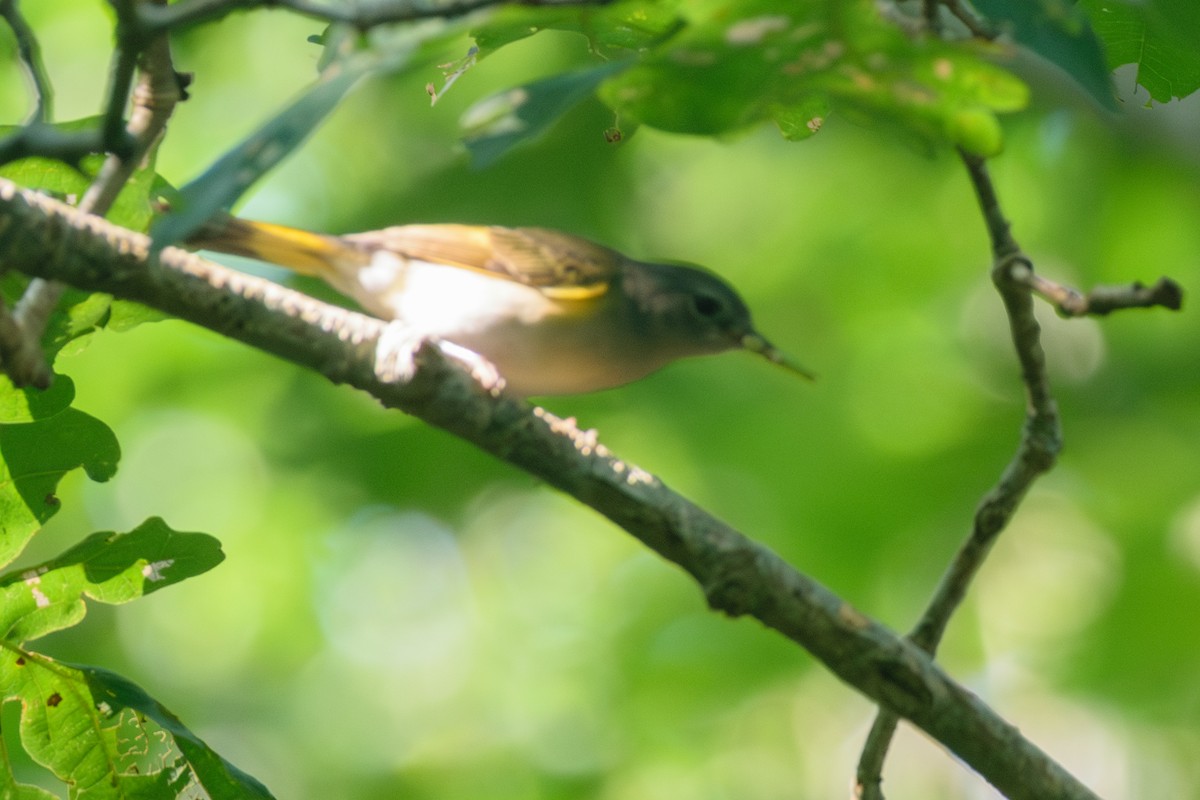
3,0,183,389
0,179,1102,800
856,150,1098,799
1022,272,1184,317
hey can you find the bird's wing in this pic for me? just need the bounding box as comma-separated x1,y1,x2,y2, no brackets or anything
349,224,617,300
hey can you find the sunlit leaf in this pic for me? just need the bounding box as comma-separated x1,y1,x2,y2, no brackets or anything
0,118,160,231
595,0,1027,155
0,517,223,643
107,299,170,332
0,518,245,796
0,408,120,570
38,288,114,358
0,374,75,423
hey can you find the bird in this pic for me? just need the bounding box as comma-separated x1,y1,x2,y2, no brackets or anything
185,215,812,396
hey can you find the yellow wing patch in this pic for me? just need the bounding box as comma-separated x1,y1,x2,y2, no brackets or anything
346,224,616,299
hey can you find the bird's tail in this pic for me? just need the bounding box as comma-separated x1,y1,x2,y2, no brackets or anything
185,214,357,279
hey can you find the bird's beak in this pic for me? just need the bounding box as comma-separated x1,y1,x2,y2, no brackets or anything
740,332,816,381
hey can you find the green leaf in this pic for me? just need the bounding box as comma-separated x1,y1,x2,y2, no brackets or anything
772,96,831,141
472,0,684,58
38,288,114,359
1079,0,1200,103
0,275,165,366
0,655,153,799
0,519,245,797
83,666,275,799
0,408,120,570
0,517,223,643
461,60,631,168
0,118,160,232
106,299,170,332
973,0,1116,109
0,656,271,800
596,0,1028,155
0,753,58,800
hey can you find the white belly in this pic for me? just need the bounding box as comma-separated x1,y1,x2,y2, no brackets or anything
343,252,673,395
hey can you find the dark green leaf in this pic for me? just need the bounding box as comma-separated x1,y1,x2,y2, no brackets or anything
1079,0,1200,102
973,0,1116,109
0,408,120,570
772,97,831,141
462,60,631,168
153,18,474,248
0,374,75,423
81,665,276,799
150,58,375,248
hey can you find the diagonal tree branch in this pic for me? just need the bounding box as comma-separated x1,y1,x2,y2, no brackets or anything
0,177,1105,800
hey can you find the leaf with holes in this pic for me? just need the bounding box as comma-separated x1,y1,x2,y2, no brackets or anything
0,519,254,798
0,517,225,642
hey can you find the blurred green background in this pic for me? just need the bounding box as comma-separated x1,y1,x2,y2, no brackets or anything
3,3,1200,798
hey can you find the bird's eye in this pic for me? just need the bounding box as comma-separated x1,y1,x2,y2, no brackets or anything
693,293,722,317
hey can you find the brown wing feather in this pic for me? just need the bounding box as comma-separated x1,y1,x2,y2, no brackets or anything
345,224,617,299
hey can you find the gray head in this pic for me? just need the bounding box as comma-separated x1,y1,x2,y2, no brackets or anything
621,259,814,378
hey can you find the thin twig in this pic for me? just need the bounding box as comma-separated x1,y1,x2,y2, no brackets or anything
1023,273,1183,317
921,0,940,35
857,153,1059,799
140,0,614,32
0,0,53,122
0,180,1103,800
943,0,997,40
0,0,61,387
0,125,113,169
856,151,1184,798
8,0,183,387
